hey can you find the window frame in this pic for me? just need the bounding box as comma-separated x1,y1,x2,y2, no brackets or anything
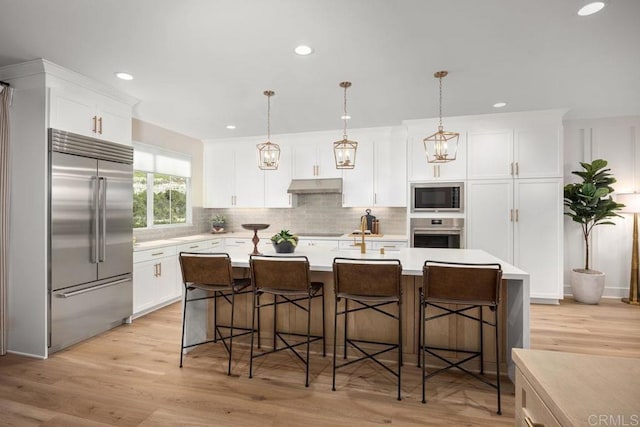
133,142,193,229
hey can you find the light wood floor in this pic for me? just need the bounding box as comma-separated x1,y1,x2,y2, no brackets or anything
1,298,639,426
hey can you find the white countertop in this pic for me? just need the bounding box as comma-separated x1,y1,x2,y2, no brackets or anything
134,232,408,250
225,245,527,279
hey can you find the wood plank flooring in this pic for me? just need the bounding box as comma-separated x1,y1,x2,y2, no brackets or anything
1,298,638,426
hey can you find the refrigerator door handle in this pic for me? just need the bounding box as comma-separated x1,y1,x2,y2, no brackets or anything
92,176,100,264
57,278,131,298
98,176,107,262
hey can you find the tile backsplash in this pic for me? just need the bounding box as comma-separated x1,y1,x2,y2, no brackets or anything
207,194,407,236
134,195,407,242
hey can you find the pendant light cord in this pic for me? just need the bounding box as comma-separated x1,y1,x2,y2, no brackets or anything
438,75,443,129
343,84,348,140
267,93,271,141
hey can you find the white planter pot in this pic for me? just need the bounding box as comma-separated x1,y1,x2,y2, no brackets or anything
570,269,605,304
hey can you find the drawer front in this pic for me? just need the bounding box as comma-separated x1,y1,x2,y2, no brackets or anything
515,368,562,427
176,239,222,253
134,246,177,263
371,241,408,251
338,240,371,250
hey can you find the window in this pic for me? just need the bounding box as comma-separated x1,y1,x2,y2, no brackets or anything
133,143,192,228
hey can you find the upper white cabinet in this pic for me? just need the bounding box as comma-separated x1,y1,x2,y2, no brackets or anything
264,139,293,208
374,126,407,207
342,127,408,208
49,86,132,144
467,126,562,180
407,120,467,182
342,135,374,207
292,133,342,179
203,141,264,208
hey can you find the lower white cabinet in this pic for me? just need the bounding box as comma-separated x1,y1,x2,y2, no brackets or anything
298,239,340,249
466,178,563,301
133,246,178,317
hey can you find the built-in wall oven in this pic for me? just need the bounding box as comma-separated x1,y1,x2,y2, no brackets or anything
410,218,464,248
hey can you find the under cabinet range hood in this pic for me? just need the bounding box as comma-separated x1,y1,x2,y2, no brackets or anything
287,178,343,194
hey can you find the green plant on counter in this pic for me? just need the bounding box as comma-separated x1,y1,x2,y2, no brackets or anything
271,229,298,246
211,214,227,227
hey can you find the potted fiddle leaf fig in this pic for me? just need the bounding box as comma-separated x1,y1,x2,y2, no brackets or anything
564,159,624,304
271,229,299,253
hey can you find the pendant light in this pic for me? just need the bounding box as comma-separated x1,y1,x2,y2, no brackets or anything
334,81,357,169
424,71,459,163
257,90,280,170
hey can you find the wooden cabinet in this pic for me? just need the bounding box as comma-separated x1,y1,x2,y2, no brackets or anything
466,178,563,301
203,141,264,208
513,348,640,427
49,86,132,144
292,133,342,179
133,246,178,318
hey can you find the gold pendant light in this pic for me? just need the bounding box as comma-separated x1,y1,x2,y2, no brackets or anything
334,81,357,169
257,90,280,170
424,71,459,163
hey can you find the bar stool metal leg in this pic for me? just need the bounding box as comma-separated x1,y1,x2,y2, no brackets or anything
249,290,258,379
179,291,188,368
479,306,484,375
332,296,339,391
397,300,402,401
305,294,312,387
227,291,235,376
495,308,501,415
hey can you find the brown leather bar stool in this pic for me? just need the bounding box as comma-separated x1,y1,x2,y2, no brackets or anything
420,260,503,414
248,255,325,387
178,252,254,375
332,257,403,401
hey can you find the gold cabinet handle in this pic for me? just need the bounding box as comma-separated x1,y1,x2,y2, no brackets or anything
158,262,162,277
510,162,514,176
510,209,513,222
97,116,103,134
515,162,519,176
515,209,519,222
92,116,97,133
151,252,164,256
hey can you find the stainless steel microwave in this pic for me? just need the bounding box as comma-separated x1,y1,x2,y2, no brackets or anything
410,182,463,213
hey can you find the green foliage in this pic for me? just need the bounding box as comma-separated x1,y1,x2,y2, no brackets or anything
211,214,226,226
270,229,298,246
563,159,624,270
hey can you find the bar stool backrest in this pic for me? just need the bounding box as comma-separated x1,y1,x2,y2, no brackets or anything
179,252,234,287
333,258,402,298
250,255,311,292
423,261,502,305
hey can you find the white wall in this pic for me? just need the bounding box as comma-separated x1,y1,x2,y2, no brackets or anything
563,116,640,298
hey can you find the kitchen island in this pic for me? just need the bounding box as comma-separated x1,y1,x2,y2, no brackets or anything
180,244,529,379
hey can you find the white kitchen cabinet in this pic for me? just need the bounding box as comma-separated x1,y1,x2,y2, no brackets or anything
342,127,408,208
264,141,293,207
203,141,265,208
371,240,408,251
466,178,563,301
292,134,342,179
407,121,467,182
341,138,374,207
133,246,178,318
374,126,407,207
298,239,340,249
49,86,132,144
467,127,562,180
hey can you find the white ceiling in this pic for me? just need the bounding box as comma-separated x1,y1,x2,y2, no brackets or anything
1,0,639,140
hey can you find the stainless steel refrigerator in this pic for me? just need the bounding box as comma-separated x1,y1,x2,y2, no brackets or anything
48,129,133,353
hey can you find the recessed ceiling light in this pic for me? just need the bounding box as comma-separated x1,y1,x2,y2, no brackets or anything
578,1,605,16
493,102,507,108
341,115,351,120
294,45,314,56
226,125,236,130
115,72,134,81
